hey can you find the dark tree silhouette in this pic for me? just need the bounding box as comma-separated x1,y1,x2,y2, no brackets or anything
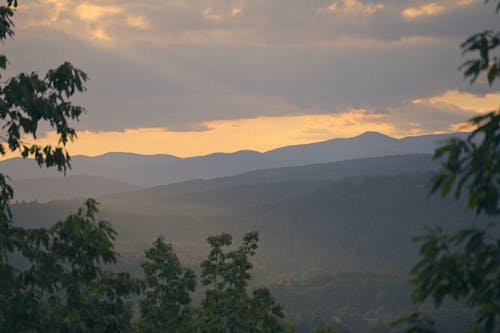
399,1,500,332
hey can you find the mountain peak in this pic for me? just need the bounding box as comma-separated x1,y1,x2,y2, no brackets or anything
354,131,394,140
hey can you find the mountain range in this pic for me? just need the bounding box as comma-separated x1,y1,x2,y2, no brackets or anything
1,131,467,201
8,144,483,333
11,153,483,277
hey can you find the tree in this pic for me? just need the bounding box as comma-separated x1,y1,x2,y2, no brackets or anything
0,3,295,332
136,237,196,333
398,1,500,332
197,231,294,333
0,2,139,331
459,0,500,85
134,232,294,333
0,0,87,259
1,199,140,332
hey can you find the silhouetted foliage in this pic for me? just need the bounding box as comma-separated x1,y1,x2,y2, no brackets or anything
196,231,294,333
0,0,146,332
460,0,500,84
0,0,87,250
400,1,500,332
133,231,295,332
1,199,140,332
431,111,500,216
136,237,196,333
0,2,139,331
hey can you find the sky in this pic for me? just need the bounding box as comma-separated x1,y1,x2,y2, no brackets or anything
3,0,500,157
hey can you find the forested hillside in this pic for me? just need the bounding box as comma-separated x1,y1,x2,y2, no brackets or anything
10,154,487,332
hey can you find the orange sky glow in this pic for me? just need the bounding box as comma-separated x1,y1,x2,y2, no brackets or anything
0,89,497,158
4,0,499,159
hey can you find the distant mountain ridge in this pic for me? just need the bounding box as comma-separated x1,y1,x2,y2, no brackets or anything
12,154,480,278
0,131,467,189
101,154,436,209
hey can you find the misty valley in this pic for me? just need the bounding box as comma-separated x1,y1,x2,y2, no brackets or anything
5,138,490,332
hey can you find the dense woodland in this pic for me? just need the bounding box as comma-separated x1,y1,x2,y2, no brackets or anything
9,155,492,332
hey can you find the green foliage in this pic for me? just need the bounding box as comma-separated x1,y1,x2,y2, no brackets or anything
460,0,500,84
410,227,500,333
0,1,15,44
401,1,500,333
136,237,196,333
0,199,140,332
133,231,294,333
431,111,500,216
461,31,500,85
197,231,293,333
0,0,87,242
14,168,480,332
0,2,140,331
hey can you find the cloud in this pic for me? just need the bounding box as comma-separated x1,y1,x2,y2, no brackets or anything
127,15,150,29
413,90,500,113
14,0,498,46
75,2,122,21
7,29,493,132
202,7,223,22
321,0,384,17
91,27,111,41
3,0,498,157
8,101,477,158
384,99,477,135
8,112,396,158
402,3,445,20
402,0,479,21
231,7,243,17
166,123,212,132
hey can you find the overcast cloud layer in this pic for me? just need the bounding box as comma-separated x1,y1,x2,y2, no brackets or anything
4,0,500,139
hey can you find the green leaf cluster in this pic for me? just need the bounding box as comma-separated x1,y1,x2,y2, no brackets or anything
135,232,294,332
1,199,140,332
195,231,292,333
399,1,500,332
135,237,196,333
460,0,500,85
431,111,500,216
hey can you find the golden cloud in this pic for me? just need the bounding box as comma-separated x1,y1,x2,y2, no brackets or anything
203,7,223,22
3,112,400,158
402,2,446,20
91,27,111,41
76,2,122,22
413,90,500,113
127,15,150,29
324,0,384,16
231,7,243,17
